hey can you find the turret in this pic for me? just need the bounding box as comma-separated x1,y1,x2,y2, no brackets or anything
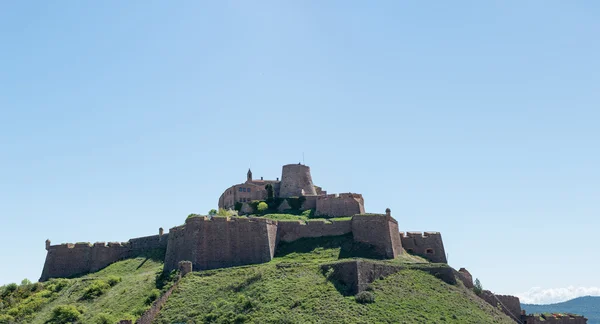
279,164,317,198
247,168,252,182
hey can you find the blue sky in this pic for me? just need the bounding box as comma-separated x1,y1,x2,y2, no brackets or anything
1,1,598,304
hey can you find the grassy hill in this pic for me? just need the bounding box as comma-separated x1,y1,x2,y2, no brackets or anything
155,235,512,324
0,252,175,324
1,219,514,323
522,296,600,324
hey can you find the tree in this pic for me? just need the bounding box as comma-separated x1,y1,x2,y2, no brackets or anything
257,202,268,214
208,209,217,216
20,278,32,286
265,184,274,200
474,278,483,295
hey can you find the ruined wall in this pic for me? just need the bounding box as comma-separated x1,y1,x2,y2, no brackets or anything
457,268,474,288
400,232,447,263
163,216,278,273
279,164,317,198
352,214,402,259
521,314,587,324
40,232,168,282
276,219,352,243
480,290,522,322
315,193,365,217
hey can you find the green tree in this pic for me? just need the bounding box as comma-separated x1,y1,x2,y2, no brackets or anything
20,278,32,286
208,209,218,216
265,184,274,200
473,278,483,296
257,202,268,214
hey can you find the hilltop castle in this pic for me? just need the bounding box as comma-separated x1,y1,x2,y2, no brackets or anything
218,163,365,217
40,163,446,280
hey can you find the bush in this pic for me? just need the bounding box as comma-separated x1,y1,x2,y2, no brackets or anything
355,291,375,304
2,283,17,296
0,314,15,324
81,280,110,300
46,279,69,293
208,209,217,216
93,313,116,324
145,289,161,305
48,305,81,324
257,202,268,214
234,202,243,212
106,276,122,287
20,279,32,286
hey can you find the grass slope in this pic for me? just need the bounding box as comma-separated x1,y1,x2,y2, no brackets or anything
0,255,167,324
522,296,600,324
156,236,513,324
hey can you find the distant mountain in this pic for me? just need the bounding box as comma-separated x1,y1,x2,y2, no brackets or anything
521,296,600,324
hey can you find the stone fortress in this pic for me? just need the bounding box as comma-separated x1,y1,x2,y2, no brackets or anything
39,163,587,324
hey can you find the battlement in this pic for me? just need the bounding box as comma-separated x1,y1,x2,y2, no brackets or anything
400,230,447,263
318,193,363,200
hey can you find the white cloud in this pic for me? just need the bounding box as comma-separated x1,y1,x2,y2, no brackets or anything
517,286,600,304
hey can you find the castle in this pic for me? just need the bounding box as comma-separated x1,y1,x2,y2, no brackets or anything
39,164,582,323
218,163,365,217
40,163,446,281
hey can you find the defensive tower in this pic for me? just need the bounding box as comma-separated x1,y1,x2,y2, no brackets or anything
279,163,317,198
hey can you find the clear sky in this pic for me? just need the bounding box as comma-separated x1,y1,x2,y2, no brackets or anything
1,1,598,304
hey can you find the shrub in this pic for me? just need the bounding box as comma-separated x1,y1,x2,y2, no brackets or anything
186,213,200,220
46,279,69,293
81,280,110,300
208,209,217,216
48,305,81,324
145,289,161,305
93,313,116,324
0,314,15,324
234,202,243,212
2,283,17,296
257,202,268,214
20,279,32,286
106,276,122,287
355,291,375,304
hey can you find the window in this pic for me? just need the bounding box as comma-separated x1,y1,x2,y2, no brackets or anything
239,187,242,192
242,188,247,192
426,248,434,254
248,188,251,192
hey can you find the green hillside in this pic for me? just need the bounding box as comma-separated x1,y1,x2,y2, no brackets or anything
155,235,512,324
522,296,600,324
1,234,513,323
0,252,175,324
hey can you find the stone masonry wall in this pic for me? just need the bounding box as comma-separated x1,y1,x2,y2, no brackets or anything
315,193,365,217
352,215,402,259
400,232,447,263
480,290,522,323
40,232,168,282
163,216,278,273
521,314,587,324
276,219,352,243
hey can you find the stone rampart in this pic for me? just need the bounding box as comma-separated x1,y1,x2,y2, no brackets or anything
352,215,402,259
400,231,447,263
521,314,587,324
315,193,365,217
40,231,168,282
163,216,278,273
276,219,352,243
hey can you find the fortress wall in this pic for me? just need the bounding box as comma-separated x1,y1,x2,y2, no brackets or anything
129,234,169,252
279,164,316,198
163,217,278,273
276,219,352,243
40,242,132,281
400,232,447,263
480,290,523,322
41,230,170,281
351,215,402,259
315,193,365,217
302,195,318,210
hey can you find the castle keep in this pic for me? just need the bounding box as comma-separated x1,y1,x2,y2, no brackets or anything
218,164,365,217
40,164,446,281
